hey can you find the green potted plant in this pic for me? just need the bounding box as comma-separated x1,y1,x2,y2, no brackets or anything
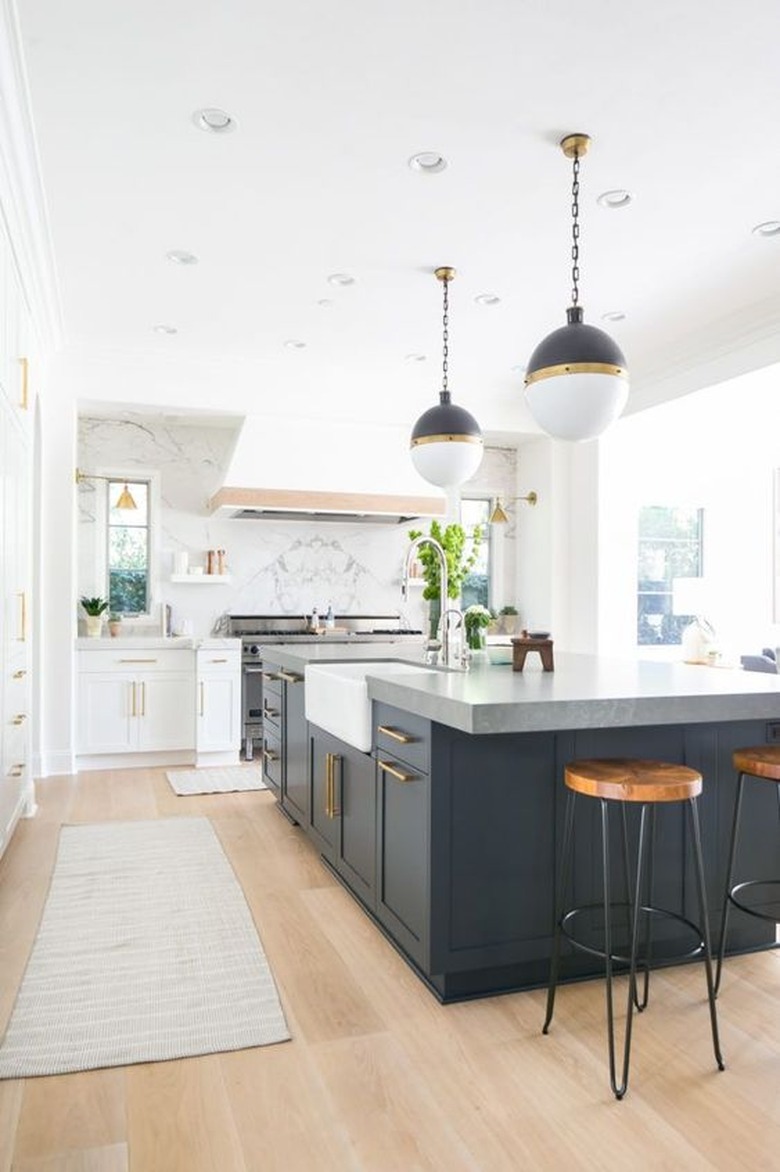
107,611,123,638
407,521,482,638
497,604,520,636
80,596,109,638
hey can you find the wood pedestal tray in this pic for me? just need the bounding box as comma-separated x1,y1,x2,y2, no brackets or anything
511,631,554,672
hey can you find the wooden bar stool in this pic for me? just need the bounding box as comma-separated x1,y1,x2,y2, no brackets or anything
543,757,724,1099
715,746,780,994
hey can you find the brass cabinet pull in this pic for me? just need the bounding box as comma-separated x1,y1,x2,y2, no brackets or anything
12,669,26,680
19,356,29,410
264,703,280,718
199,681,205,716
325,753,333,817
262,671,281,681
119,658,157,663
140,681,146,717
17,593,27,642
208,658,229,664
12,714,27,725
331,754,341,817
9,764,24,778
378,759,416,783
278,670,303,683
263,746,279,763
130,681,137,717
377,724,416,744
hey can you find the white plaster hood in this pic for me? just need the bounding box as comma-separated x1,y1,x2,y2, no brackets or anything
208,416,445,523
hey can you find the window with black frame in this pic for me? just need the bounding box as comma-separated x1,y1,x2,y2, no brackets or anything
107,479,150,614
637,505,703,645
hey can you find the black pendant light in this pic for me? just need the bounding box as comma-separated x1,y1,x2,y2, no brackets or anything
524,134,629,442
410,267,484,487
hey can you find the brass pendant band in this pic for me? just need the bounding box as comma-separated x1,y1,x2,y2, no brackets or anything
524,362,627,387
410,433,483,447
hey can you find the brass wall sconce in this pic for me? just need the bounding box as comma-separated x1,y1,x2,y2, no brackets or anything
75,468,138,510
489,492,538,524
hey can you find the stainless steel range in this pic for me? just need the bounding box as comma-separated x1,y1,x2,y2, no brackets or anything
230,614,423,759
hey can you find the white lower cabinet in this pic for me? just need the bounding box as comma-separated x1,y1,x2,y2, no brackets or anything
196,645,241,761
77,650,195,759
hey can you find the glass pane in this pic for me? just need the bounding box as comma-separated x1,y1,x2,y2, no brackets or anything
460,498,490,610
636,506,703,645
108,480,149,614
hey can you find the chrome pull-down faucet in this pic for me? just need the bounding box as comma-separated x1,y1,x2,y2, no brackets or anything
401,536,465,669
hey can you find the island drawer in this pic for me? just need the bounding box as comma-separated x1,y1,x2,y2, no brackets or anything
374,703,429,773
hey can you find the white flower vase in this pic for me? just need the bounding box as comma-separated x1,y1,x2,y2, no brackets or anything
85,615,103,638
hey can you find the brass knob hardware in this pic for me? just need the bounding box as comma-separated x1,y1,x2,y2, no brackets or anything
10,765,24,778
12,670,26,680
378,759,416,783
12,714,27,725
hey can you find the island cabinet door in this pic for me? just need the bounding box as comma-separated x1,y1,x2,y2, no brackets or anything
375,747,430,969
308,727,338,857
333,740,376,910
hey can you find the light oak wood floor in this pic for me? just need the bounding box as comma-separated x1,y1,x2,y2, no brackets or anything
0,768,778,1172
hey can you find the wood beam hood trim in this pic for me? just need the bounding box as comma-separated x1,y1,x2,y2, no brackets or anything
208,486,446,522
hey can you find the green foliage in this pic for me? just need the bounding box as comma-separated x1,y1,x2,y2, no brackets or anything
408,521,482,601
110,569,147,615
80,596,109,616
499,605,519,616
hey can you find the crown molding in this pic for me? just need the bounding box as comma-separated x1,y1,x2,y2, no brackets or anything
0,0,63,350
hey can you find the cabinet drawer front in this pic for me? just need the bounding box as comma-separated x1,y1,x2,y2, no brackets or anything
79,649,194,673
262,729,283,793
196,647,241,675
374,703,430,773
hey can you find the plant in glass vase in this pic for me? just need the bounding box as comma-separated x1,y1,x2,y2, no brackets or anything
463,604,492,651
407,521,482,638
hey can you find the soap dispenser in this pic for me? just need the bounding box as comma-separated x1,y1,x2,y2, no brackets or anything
325,603,335,629
310,606,319,631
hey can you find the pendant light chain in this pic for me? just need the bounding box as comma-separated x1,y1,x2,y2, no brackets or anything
441,274,450,402
570,149,581,308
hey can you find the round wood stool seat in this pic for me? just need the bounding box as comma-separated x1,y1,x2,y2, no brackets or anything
732,746,780,782
565,757,703,803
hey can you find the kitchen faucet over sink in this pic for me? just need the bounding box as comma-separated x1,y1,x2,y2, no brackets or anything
401,536,465,669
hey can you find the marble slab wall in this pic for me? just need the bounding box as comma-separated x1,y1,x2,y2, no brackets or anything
77,414,518,637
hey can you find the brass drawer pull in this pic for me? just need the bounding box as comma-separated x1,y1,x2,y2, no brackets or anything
378,759,416,783
264,703,280,718
209,657,229,664
262,671,281,681
119,658,158,663
278,670,303,683
377,725,416,745
263,746,280,763
9,764,24,778
12,714,27,725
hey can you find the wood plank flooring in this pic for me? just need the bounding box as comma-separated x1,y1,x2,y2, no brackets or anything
0,767,778,1171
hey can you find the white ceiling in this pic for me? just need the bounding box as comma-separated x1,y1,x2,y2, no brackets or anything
14,0,780,437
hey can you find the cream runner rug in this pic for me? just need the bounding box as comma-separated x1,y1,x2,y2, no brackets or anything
0,817,290,1078
166,765,267,795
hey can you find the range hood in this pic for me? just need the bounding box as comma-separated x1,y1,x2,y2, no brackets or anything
208,416,445,523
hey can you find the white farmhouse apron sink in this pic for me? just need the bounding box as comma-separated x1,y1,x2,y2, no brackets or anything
304,661,435,751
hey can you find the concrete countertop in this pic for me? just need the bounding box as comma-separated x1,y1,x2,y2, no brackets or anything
259,643,780,734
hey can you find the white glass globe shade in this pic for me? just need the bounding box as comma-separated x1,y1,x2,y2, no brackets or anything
410,439,484,488
524,372,629,442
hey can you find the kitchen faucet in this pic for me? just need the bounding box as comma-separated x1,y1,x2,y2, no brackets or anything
401,536,465,669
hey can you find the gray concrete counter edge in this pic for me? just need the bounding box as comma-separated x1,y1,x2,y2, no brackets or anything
259,644,780,736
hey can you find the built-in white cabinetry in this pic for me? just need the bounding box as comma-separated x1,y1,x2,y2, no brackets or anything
77,649,196,761
0,225,34,859
196,644,241,764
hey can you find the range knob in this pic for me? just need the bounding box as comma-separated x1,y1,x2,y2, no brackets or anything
247,644,260,657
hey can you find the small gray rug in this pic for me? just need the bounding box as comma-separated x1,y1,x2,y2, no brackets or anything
166,765,267,795
0,817,290,1078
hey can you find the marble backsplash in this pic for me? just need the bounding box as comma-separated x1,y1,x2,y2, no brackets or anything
77,413,518,637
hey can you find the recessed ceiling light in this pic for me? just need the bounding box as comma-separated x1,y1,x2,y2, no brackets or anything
405,353,427,363
317,298,334,307
597,189,633,209
327,272,355,286
284,339,306,349
166,250,199,266
153,324,178,335
752,221,780,238
192,108,236,134
602,310,626,322
475,293,501,306
408,152,448,174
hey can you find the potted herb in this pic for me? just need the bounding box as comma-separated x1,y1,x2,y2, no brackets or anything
80,596,109,638
407,521,482,637
107,611,123,638
497,604,520,636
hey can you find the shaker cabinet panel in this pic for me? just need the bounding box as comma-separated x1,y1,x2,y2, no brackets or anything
78,674,135,754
